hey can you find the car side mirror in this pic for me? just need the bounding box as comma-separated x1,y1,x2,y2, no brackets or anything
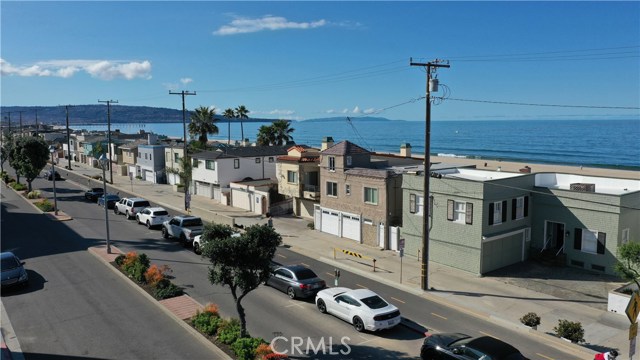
21,261,26,265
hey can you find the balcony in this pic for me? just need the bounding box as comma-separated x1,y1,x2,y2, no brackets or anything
302,184,320,200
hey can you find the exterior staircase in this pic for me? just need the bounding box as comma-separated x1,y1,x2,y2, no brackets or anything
534,248,567,267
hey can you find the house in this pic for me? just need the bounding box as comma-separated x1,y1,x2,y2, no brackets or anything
190,145,289,203
119,139,147,177
276,145,321,219
230,178,279,215
137,141,166,184
164,145,185,186
313,139,423,248
401,168,640,276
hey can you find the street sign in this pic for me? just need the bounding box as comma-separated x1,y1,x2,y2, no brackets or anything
630,336,637,358
630,322,638,340
626,292,640,323
399,238,405,250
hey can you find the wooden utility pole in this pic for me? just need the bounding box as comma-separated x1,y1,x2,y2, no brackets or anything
99,99,118,184
63,105,74,170
410,58,450,291
169,90,196,211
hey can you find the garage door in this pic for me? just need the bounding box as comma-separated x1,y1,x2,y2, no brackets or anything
481,233,523,274
195,181,212,198
232,188,251,211
341,213,360,242
144,170,155,183
321,210,340,236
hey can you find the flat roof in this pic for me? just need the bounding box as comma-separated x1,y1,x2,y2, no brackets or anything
535,173,640,195
438,168,526,181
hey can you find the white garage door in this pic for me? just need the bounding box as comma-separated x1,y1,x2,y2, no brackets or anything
341,214,361,242
232,188,251,211
213,186,221,201
195,181,212,198
321,210,340,236
144,170,155,182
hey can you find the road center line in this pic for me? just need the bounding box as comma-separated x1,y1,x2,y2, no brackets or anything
478,331,499,340
300,262,310,267
391,297,405,304
356,283,367,289
430,312,447,320
277,254,287,259
536,353,555,360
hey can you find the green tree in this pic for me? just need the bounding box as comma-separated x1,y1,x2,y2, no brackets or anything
235,105,250,143
256,125,276,146
223,108,236,146
166,154,193,191
615,241,640,290
1,131,14,173
271,120,295,146
201,223,282,338
91,142,106,159
11,136,49,192
189,106,219,146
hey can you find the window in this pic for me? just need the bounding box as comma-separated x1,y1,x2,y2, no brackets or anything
622,228,630,244
206,160,215,170
149,154,152,161
447,200,473,224
326,181,338,196
268,157,274,163
410,194,424,215
192,159,198,168
255,158,261,164
345,184,351,195
346,156,352,166
364,187,378,204
489,200,507,225
328,156,335,171
287,170,298,183
174,153,180,162
574,228,606,254
512,196,529,220
234,159,240,169
144,153,148,160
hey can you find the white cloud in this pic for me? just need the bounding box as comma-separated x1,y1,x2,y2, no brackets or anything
214,15,326,36
363,108,377,114
0,58,152,80
180,78,193,85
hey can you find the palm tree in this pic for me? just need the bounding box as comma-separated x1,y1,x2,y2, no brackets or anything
271,120,295,146
235,105,250,143
189,106,219,146
223,108,235,145
256,125,276,146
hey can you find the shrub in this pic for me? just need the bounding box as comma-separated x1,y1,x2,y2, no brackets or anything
26,190,41,199
218,318,242,345
264,353,288,360
120,252,150,283
153,278,183,300
11,182,26,191
34,199,55,212
307,222,314,230
553,319,584,343
114,254,125,267
255,343,274,359
145,264,170,287
232,337,266,360
192,311,222,336
203,303,220,316
6,176,15,184
520,312,541,327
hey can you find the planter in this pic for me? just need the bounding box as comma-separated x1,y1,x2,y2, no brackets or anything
173,184,185,193
608,283,637,320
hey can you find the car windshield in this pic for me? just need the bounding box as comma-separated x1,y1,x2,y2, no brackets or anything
360,295,388,309
183,218,203,227
294,268,318,280
154,210,169,216
1,256,20,270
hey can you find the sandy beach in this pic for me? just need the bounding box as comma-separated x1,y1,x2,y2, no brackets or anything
430,155,640,180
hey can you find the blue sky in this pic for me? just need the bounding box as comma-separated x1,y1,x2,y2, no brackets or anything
1,1,639,121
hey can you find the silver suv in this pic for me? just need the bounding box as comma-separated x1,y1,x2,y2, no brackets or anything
114,197,151,219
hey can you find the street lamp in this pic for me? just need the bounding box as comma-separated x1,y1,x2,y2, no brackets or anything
48,145,59,215
99,154,111,254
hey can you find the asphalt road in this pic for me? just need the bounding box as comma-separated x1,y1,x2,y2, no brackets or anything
4,169,582,359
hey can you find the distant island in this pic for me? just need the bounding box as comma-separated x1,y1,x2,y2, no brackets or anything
0,105,398,125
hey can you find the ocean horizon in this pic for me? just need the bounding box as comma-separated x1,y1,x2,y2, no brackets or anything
73,119,640,171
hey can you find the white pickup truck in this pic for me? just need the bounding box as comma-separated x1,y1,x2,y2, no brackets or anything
161,215,204,247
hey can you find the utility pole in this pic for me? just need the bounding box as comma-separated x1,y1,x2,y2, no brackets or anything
99,99,118,184
410,58,450,291
169,90,196,211
17,111,24,137
35,109,39,137
63,105,74,170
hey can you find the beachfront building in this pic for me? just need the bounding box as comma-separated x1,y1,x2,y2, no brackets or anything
275,145,321,219
190,145,288,204
401,169,640,275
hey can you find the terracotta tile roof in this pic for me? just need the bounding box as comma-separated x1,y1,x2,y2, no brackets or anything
321,141,370,155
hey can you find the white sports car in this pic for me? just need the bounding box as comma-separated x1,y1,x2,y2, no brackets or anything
315,287,402,332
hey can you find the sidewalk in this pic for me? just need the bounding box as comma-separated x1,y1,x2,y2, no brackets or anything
61,162,630,358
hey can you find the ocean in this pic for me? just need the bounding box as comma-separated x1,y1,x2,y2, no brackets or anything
74,119,640,170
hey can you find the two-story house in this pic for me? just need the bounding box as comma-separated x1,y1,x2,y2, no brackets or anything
137,141,166,184
275,145,321,219
164,144,185,186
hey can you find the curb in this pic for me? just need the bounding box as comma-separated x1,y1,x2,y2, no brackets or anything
2,179,73,221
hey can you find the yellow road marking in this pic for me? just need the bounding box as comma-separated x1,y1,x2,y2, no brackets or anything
277,254,286,258
478,331,499,340
391,297,405,304
356,283,367,289
536,353,554,360
431,312,447,320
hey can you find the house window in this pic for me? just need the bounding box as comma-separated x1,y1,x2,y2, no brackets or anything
622,228,630,244
410,194,424,215
268,157,274,163
174,153,180,162
328,156,336,171
144,153,148,160
345,184,351,195
206,160,215,170
256,158,261,164
447,199,473,225
346,156,352,166
192,158,198,168
574,228,606,255
364,187,378,205
287,170,298,183
234,159,240,169
512,196,529,220
489,200,507,225
149,154,152,161
326,181,338,197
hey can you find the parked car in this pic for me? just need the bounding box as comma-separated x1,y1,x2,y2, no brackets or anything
45,170,61,180
265,264,326,299
97,194,120,209
420,333,528,360
1,252,28,288
85,187,105,202
161,215,204,247
136,207,171,229
114,197,151,219
193,232,240,255
315,287,401,332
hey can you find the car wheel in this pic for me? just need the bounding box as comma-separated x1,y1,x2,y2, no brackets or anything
180,234,189,247
126,211,131,219
146,221,151,229
193,243,200,255
420,348,438,360
353,316,365,332
287,287,296,299
162,227,169,239
317,299,327,313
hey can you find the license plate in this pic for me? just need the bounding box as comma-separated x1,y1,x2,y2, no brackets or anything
387,319,397,326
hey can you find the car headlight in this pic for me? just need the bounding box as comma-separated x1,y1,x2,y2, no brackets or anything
19,270,28,281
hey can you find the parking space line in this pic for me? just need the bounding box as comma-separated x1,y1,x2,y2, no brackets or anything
391,297,405,304
430,312,447,320
536,353,554,360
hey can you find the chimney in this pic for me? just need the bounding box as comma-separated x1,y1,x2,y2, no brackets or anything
321,136,334,151
400,143,412,157
242,138,250,147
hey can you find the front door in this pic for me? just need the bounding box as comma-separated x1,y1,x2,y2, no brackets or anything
545,221,565,253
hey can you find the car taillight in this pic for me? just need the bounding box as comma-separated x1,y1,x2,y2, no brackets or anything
299,284,309,289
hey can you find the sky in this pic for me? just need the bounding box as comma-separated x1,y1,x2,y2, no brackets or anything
1,1,639,122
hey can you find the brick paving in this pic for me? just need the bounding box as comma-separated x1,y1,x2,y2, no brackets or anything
159,295,204,320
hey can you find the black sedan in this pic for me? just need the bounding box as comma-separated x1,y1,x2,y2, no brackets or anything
265,264,326,299
85,187,105,202
45,170,61,180
1,251,29,288
420,333,528,360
